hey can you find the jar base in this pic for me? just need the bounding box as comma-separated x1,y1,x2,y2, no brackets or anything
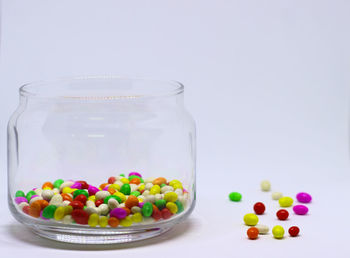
31,226,172,244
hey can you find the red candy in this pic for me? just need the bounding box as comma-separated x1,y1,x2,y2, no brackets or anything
161,208,172,219
247,227,259,240
70,200,84,210
71,209,89,224
253,202,265,215
288,226,300,237
22,205,30,215
74,194,87,205
77,180,89,189
108,177,116,184
276,209,289,220
95,199,104,207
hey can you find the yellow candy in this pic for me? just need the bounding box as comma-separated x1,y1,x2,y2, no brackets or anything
169,180,181,187
114,191,126,202
62,187,77,194
150,185,161,195
43,187,52,190
138,184,145,191
54,206,65,220
88,213,99,227
131,213,143,223
164,192,178,202
243,213,259,226
279,197,293,207
272,225,285,239
120,216,133,227
166,202,178,214
99,216,108,227
109,184,121,191
120,178,129,184
173,183,183,190
88,195,96,202
137,197,144,203
64,205,73,215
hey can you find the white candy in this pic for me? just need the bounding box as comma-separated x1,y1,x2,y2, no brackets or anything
86,200,96,208
272,192,283,200
138,195,145,202
130,184,138,192
49,194,63,205
34,188,43,196
52,188,60,194
145,183,153,190
62,215,73,224
59,181,74,191
114,180,123,187
29,196,43,204
85,207,101,215
155,194,162,201
18,202,29,210
260,180,271,191
143,190,150,196
41,189,54,201
98,204,109,215
161,186,174,193
118,203,125,208
145,195,155,203
131,206,141,214
95,191,110,200
61,200,70,207
256,224,269,234
175,188,183,196
144,177,155,184
108,198,119,209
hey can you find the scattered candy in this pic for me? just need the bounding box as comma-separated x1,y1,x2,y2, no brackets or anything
296,192,312,203
271,192,283,200
14,173,189,228
288,226,300,237
247,227,259,240
253,202,265,215
272,225,285,239
260,180,271,191
255,224,269,234
276,209,289,220
293,205,309,215
279,196,293,207
229,192,242,202
243,213,259,226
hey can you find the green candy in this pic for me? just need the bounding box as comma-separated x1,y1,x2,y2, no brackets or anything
26,190,36,202
104,195,122,204
15,190,25,198
141,202,153,217
130,191,140,197
119,174,125,177
120,184,131,195
42,205,57,219
175,200,184,213
160,183,167,188
155,199,166,210
53,179,64,189
73,189,89,199
229,192,242,202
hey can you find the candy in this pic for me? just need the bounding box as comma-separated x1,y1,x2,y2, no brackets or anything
253,202,265,215
142,202,153,217
120,216,133,227
74,194,87,205
272,225,285,239
53,179,64,189
131,212,143,223
125,195,139,209
110,208,127,219
130,191,141,197
260,180,271,191
15,190,25,198
99,216,108,227
153,177,167,186
26,190,36,202
271,192,283,200
108,217,120,227
164,192,178,202
73,189,89,199
175,200,184,213
166,202,178,214
255,224,269,234
88,213,99,227
88,185,99,195
276,209,289,220
150,185,161,195
70,201,84,210
15,197,28,204
243,213,259,226
229,192,242,202
54,207,65,220
42,182,54,189
288,226,300,237
161,208,172,219
42,205,57,219
296,192,312,203
293,205,309,215
129,172,142,178
279,197,293,207
120,184,131,195
247,227,259,240
29,202,41,218
71,209,89,224
104,195,121,204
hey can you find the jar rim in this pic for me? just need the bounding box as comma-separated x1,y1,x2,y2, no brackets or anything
19,76,184,101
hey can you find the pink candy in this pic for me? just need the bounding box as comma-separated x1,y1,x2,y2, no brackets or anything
128,172,142,178
15,197,27,204
296,192,312,203
70,182,82,189
88,185,99,195
293,205,309,215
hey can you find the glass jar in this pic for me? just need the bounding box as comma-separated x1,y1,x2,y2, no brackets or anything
8,77,196,244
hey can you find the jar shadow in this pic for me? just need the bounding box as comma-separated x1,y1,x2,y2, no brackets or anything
6,218,196,250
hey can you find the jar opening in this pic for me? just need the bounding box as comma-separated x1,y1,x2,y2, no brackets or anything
20,76,184,100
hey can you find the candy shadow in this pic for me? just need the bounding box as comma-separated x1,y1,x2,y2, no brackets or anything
6,219,196,250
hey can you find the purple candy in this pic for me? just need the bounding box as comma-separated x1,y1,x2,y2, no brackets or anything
110,208,127,219
15,197,27,204
40,210,50,220
70,182,82,189
88,185,99,195
296,192,312,203
293,205,309,215
128,172,142,178
138,202,144,208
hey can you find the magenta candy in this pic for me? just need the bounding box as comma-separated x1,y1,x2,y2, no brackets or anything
103,186,110,191
88,185,99,195
138,202,144,208
30,195,40,200
110,208,127,219
296,192,312,203
128,172,142,178
15,197,27,204
71,182,82,189
293,205,309,215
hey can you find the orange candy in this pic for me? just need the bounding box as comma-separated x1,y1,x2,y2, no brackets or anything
42,182,54,189
107,188,116,195
129,178,141,185
29,202,41,218
61,193,73,202
247,227,259,240
152,177,167,186
99,183,109,190
35,200,49,210
125,195,139,209
122,207,131,216
108,217,120,227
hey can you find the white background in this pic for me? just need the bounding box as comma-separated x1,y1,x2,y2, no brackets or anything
0,0,350,257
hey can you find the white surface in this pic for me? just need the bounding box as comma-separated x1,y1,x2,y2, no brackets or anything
1,0,350,257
